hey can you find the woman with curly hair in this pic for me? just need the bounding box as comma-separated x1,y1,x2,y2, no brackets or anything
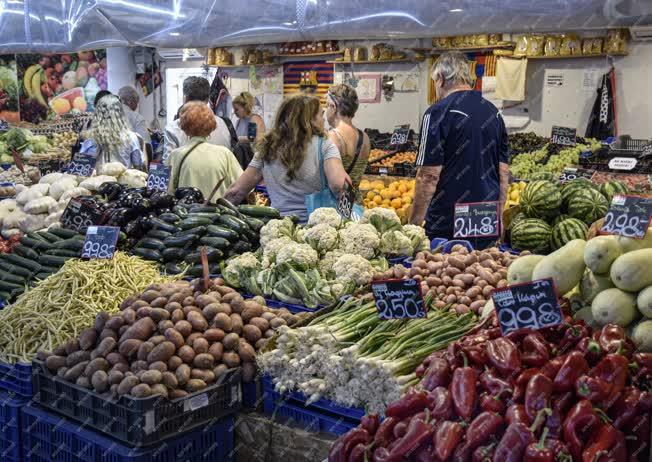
80,94,144,170
167,102,243,199
231,91,265,143
225,95,350,222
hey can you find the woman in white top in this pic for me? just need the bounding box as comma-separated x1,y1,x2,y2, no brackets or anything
225,95,350,222
231,92,265,143
79,94,145,170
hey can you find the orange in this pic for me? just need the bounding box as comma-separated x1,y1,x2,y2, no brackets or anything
366,191,376,200
380,189,393,200
391,198,402,209
373,195,383,205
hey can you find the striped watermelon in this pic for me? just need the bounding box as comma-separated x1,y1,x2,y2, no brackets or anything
599,180,629,203
510,212,527,230
561,178,598,211
550,218,588,250
511,218,551,253
552,214,570,227
568,188,609,224
530,172,558,183
520,181,561,219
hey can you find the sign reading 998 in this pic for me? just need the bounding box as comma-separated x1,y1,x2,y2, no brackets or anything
81,226,120,259
491,278,563,335
371,278,426,320
147,163,171,192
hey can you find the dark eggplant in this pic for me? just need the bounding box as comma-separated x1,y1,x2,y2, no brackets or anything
104,208,135,227
116,192,141,208
124,219,145,239
130,197,152,214
98,182,124,201
175,187,203,201
149,191,176,210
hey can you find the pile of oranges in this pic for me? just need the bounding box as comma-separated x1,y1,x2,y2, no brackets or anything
371,151,417,167
359,178,415,222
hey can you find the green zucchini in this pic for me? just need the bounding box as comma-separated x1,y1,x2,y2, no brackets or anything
163,234,199,248
188,205,218,214
5,253,43,271
146,229,172,240
164,262,185,275
244,216,265,232
205,225,238,242
172,205,189,218
0,280,24,292
198,236,231,250
35,272,53,280
158,213,181,224
135,238,166,251
187,212,220,222
216,197,248,219
162,247,187,262
231,241,253,253
14,245,39,260
0,262,33,278
132,248,161,261
45,249,82,258
184,247,224,264
0,291,10,301
20,236,53,250
48,228,79,239
38,255,72,267
172,226,207,237
0,271,26,284
26,232,48,242
51,238,84,251
179,217,212,230
217,214,250,234
185,263,221,277
237,205,280,219
39,266,62,275
148,217,179,234
36,231,63,243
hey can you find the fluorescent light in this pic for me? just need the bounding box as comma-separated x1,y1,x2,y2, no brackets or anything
450,8,463,12
282,21,297,26
170,32,180,36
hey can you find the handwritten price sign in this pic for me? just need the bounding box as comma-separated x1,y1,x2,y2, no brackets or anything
61,198,104,233
66,152,96,177
601,195,652,239
337,182,356,219
390,125,410,146
372,279,425,320
550,126,577,146
559,167,595,184
81,226,120,259
147,163,171,192
453,201,500,238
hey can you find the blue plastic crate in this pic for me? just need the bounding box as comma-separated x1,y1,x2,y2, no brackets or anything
0,361,32,397
430,237,448,250
242,378,262,409
22,405,234,462
498,243,521,256
263,398,357,436
388,256,409,266
0,390,26,462
442,240,473,254
243,294,320,313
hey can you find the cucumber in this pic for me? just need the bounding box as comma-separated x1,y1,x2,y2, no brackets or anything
0,262,33,278
237,205,280,219
205,225,238,242
38,255,72,267
179,217,212,230
45,249,82,258
132,248,162,261
5,253,43,271
0,271,26,284
146,229,172,241
26,232,48,242
198,236,231,250
35,272,53,280
39,266,62,275
164,262,185,275
188,205,218,214
244,217,265,232
0,280,24,292
148,217,179,234
48,228,79,239
186,263,221,277
172,205,189,218
36,231,63,243
187,212,220,222
158,213,181,224
20,236,53,251
162,247,187,262
163,234,199,248
217,214,250,234
135,238,166,251
51,238,84,251
0,291,10,301
231,241,253,253
184,247,224,264
14,245,39,260
172,226,207,237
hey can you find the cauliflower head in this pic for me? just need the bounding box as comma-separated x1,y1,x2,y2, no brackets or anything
402,224,430,253
262,236,293,268
338,222,380,259
379,230,414,256
276,242,319,271
303,223,339,254
318,249,345,279
260,217,295,247
361,208,402,234
333,254,375,285
307,207,342,229
223,252,262,287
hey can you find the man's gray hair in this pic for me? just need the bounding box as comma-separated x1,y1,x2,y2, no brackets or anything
117,85,139,108
432,51,475,87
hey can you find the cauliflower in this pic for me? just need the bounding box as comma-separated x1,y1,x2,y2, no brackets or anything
262,236,293,268
379,230,414,256
338,222,380,259
318,249,345,279
402,224,430,253
333,254,375,285
361,208,402,234
223,252,262,288
276,242,318,271
303,223,339,254
307,207,342,229
260,217,295,247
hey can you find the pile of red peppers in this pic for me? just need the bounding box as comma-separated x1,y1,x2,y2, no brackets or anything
0,233,21,254
328,314,652,462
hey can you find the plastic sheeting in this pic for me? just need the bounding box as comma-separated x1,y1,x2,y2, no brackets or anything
0,0,651,53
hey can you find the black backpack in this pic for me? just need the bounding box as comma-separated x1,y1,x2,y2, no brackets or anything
221,117,255,170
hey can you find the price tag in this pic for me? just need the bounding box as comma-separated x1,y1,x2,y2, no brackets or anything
11,149,25,173
81,226,120,259
65,152,97,177
492,278,563,335
559,167,595,184
453,201,500,238
371,279,426,320
147,163,171,192
390,124,410,146
607,157,638,171
60,197,104,233
601,195,652,239
37,159,65,177
550,126,577,146
337,182,356,219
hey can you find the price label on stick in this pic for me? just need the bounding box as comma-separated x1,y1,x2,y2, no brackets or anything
550,126,577,146
371,279,426,320
60,197,104,233
65,152,96,177
492,278,563,335
337,182,356,219
559,167,595,184
37,159,65,177
147,163,171,192
81,226,120,259
390,124,410,146
453,201,500,238
601,195,652,239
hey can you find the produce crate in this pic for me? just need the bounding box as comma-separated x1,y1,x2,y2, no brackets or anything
579,136,652,174
31,359,241,447
0,390,26,462
0,360,32,397
498,243,521,255
430,238,448,250
262,376,363,436
364,162,416,177
22,404,234,462
243,294,321,313
242,378,263,410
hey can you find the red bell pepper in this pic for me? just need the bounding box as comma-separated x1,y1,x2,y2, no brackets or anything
558,324,589,353
360,414,380,436
575,337,604,365
581,423,627,462
575,374,612,403
452,442,472,462
494,409,550,462
522,332,551,367
512,367,540,403
552,351,589,392
633,352,652,378
433,421,464,461
392,417,410,439
506,403,531,426
479,368,513,398
462,343,489,368
624,412,650,461
524,373,553,422
552,391,575,415
590,354,629,408
563,399,601,461
347,443,367,462
427,386,452,420
373,417,398,448
543,407,564,439
597,324,634,357
329,428,370,462
540,355,566,381
371,447,390,462
465,411,504,449
421,357,452,391
386,414,434,460
471,443,495,462
609,387,642,430
543,439,573,462
413,443,435,462
524,427,553,462
479,392,505,414
486,337,521,378
385,390,429,419
450,360,477,420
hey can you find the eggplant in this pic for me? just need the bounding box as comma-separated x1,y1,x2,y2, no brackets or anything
130,197,152,214
149,191,176,210
98,182,124,201
125,187,148,197
104,207,135,227
124,219,145,239
175,187,204,204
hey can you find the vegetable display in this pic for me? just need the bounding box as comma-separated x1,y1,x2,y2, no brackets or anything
0,252,174,363
258,295,477,413
329,313,651,461
40,278,304,398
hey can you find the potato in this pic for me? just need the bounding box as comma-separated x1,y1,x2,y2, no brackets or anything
57,367,68,378
130,383,152,397
241,301,265,322
162,371,178,389
264,329,275,339
241,362,257,383
149,361,168,372
238,342,256,363
165,356,181,371
165,302,183,314
183,306,202,317
452,279,466,289
84,357,109,378
174,320,192,337
497,279,508,289
203,303,228,320
119,326,129,337
215,285,236,296
222,351,240,368
186,332,203,345
455,304,470,315
140,369,163,385
136,341,154,361
120,317,156,343
136,306,153,319
45,355,66,372
131,360,149,373
193,337,209,354
64,361,89,382
171,309,185,324
260,311,276,322
195,294,219,308
147,341,176,363
270,318,287,329
140,290,161,303
170,389,188,399
122,308,136,325
242,325,262,343
91,370,109,393
227,294,245,313
248,317,269,333
120,296,137,310
191,369,215,383
213,313,232,331
213,364,229,380
255,339,268,350
168,293,186,304
176,364,191,386
119,339,143,358
182,296,196,307
185,379,207,392
482,285,494,298
204,328,225,343
222,333,240,350
445,294,457,304
106,352,127,366
66,350,91,367
108,369,125,385
150,383,169,398
162,328,183,349
466,287,481,298
470,300,486,312
193,353,214,369
65,339,80,355
76,376,91,389
208,342,224,362
150,297,168,309
177,345,196,364
477,279,488,289
52,345,66,356
187,311,208,332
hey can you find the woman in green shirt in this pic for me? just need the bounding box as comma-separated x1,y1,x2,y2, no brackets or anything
166,102,243,200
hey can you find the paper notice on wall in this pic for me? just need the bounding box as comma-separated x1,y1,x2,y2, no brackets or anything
546,73,564,88
263,93,283,128
582,68,600,91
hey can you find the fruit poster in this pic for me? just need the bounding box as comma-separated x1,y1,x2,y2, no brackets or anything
0,55,19,123
16,50,108,123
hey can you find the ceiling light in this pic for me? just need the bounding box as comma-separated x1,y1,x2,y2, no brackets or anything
170,32,180,36
450,8,463,12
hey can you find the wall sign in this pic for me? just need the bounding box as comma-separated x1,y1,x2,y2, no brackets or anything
81,226,120,259
146,163,171,192
453,201,500,238
550,126,577,146
371,278,425,320
492,278,563,335
601,195,652,239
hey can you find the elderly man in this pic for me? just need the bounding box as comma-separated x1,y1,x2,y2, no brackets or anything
410,52,509,247
117,85,151,144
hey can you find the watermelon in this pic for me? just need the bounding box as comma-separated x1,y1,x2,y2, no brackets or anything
510,212,527,230
550,218,588,250
511,218,552,253
599,180,628,203
568,188,609,224
561,178,598,211
530,171,558,183
520,180,561,219
552,214,570,227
